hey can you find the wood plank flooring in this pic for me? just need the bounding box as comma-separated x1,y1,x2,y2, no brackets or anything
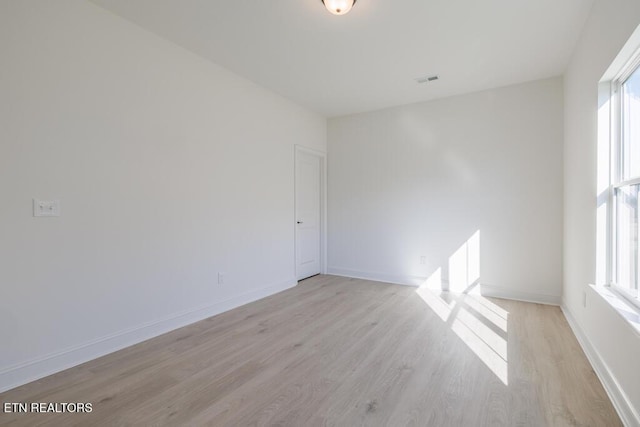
0,275,621,426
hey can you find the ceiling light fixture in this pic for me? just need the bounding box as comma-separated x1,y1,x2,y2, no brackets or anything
322,0,357,16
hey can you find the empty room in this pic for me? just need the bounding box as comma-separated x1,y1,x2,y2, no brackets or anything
1,0,639,425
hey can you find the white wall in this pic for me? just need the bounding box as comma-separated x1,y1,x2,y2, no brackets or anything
328,78,564,303
0,0,326,392
564,0,640,424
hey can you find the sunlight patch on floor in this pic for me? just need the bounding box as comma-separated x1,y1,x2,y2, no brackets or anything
416,230,509,385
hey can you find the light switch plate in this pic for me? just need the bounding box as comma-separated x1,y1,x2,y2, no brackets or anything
33,199,60,217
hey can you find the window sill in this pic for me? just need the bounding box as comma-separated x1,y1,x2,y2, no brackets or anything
590,284,640,336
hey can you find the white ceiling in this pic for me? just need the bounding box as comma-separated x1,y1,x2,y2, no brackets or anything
89,0,594,117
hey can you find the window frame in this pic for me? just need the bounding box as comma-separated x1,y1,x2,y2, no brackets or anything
609,56,640,307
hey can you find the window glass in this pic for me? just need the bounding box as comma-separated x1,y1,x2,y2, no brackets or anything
621,67,640,181
615,184,639,293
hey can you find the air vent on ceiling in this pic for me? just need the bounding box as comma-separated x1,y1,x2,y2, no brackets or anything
415,75,439,84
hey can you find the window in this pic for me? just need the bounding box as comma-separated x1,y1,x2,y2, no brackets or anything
612,60,640,303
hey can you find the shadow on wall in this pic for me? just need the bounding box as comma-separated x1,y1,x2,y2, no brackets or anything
416,230,510,385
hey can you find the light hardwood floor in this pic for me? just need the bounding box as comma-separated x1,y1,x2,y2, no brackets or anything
0,275,620,426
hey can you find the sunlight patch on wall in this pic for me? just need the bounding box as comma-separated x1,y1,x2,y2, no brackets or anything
448,230,480,292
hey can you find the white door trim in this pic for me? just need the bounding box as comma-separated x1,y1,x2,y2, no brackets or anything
294,145,327,279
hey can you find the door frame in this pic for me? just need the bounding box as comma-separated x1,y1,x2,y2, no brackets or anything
294,145,327,280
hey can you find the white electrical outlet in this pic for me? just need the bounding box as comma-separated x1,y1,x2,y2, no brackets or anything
218,273,225,285
420,256,426,265
33,199,61,217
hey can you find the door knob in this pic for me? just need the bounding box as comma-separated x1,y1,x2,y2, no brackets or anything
297,221,303,224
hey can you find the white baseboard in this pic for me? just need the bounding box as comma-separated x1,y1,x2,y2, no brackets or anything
327,268,563,307
327,267,424,287
561,303,640,427
0,278,296,394
480,284,561,306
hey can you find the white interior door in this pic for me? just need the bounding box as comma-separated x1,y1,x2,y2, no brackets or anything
295,149,322,280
